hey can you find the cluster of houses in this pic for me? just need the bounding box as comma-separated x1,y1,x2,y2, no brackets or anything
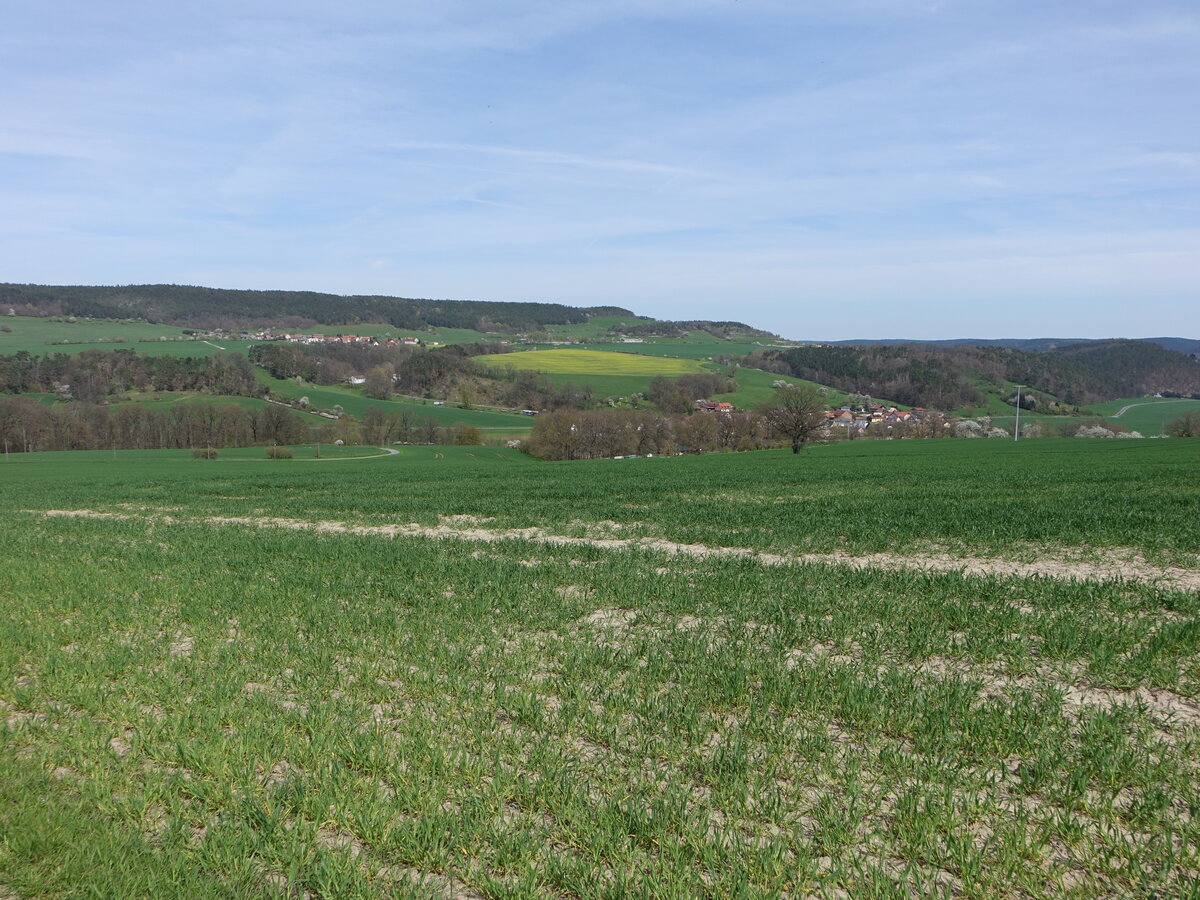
183,328,425,346
826,405,928,432
282,333,422,346
690,398,932,434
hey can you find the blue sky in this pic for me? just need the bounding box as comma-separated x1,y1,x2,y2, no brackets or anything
2,1,1197,340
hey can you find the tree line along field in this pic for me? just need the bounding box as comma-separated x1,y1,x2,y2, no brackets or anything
2,438,1199,899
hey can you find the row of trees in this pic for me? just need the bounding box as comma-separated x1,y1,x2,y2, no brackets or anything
0,397,307,453
358,407,484,446
526,407,817,460
0,350,261,402
524,385,827,460
645,373,737,414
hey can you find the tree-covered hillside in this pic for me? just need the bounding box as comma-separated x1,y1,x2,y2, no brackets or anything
0,283,590,332
769,339,1200,408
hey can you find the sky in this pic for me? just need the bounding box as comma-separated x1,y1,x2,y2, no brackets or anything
1,1,1197,340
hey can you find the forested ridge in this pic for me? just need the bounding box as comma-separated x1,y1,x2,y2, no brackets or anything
0,283,766,337
0,283,590,332
768,339,1200,408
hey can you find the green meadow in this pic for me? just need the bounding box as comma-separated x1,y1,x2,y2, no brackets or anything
1089,397,1200,435
2,439,1199,898
258,376,533,434
0,316,258,357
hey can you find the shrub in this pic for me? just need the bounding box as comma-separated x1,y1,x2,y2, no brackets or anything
191,447,218,459
451,424,484,445
1168,411,1200,438
266,446,294,459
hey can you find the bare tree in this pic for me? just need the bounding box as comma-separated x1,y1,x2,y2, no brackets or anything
761,384,827,453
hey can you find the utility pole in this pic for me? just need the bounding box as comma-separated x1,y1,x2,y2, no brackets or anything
1014,385,1022,442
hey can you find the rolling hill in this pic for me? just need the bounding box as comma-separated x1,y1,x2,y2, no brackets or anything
2,283,1198,415
764,340,1200,411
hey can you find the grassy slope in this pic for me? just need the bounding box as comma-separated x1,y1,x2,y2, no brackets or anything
987,397,1200,435
711,367,856,410
105,392,337,429
0,318,257,358
541,316,641,339
1088,396,1200,434
0,315,191,347
259,375,533,432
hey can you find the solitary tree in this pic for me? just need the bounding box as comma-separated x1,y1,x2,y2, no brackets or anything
363,365,394,400
760,384,827,453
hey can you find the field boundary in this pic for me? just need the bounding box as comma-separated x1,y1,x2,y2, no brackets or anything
35,509,1200,590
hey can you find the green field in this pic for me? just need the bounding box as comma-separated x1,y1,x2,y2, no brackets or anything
1091,396,1200,435
260,376,533,433
541,316,644,340
710,367,858,410
986,397,1200,436
577,332,778,361
3,440,1199,898
0,316,263,357
427,327,501,345
178,444,396,460
0,315,189,349
106,391,316,415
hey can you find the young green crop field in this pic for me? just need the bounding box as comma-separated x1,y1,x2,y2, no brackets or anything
105,391,321,417
711,368,856,411
0,316,190,350
986,397,1200,437
0,316,259,358
3,439,1199,898
1090,397,1200,436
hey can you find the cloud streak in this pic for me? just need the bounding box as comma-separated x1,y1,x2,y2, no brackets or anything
0,1,1196,339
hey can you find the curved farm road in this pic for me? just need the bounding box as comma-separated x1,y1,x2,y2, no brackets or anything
299,447,400,462
224,447,400,462
36,509,1200,591
1111,398,1195,418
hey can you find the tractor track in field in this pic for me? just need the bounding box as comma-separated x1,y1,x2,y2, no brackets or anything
35,509,1200,591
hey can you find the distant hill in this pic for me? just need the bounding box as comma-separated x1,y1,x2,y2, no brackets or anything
0,283,592,333
1142,337,1200,356
765,339,1200,409
0,283,766,339
823,336,1200,355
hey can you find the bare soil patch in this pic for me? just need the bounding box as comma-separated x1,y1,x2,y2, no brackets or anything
36,509,1200,590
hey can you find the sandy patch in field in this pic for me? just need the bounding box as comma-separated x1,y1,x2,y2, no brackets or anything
582,607,637,629
36,509,1200,590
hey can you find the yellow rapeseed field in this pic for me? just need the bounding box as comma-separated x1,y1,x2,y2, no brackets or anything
472,348,705,375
